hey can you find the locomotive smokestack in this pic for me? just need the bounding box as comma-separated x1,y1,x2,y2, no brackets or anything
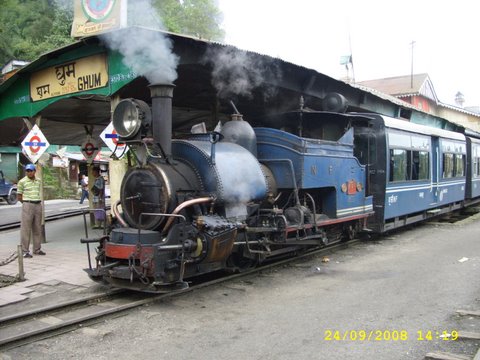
149,83,175,159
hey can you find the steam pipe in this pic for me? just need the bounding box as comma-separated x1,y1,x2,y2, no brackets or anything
162,197,214,233
112,199,128,227
149,83,175,160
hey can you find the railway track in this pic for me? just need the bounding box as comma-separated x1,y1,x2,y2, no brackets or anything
0,239,356,351
0,205,111,231
0,210,83,231
2,209,478,351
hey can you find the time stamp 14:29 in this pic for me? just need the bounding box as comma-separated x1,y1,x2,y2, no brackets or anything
324,330,459,341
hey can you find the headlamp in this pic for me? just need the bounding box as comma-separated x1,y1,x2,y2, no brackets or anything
112,99,151,140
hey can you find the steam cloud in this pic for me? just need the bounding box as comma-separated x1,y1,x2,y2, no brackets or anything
204,46,282,100
101,0,178,84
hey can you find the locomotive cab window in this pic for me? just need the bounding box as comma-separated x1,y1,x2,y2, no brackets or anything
353,128,376,166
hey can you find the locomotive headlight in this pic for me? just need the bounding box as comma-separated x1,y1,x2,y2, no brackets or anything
112,98,152,140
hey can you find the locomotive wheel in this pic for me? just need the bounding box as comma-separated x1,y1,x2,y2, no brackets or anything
344,224,357,240
226,253,257,273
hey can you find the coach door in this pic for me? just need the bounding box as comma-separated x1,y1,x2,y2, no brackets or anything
431,137,440,204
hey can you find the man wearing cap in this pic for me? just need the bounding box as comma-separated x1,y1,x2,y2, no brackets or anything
17,163,45,258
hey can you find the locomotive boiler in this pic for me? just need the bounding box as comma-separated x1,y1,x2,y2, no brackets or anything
82,84,373,292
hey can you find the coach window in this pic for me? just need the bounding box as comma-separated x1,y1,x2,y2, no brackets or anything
474,146,480,177
442,153,454,178
389,149,407,181
411,150,429,180
454,154,465,177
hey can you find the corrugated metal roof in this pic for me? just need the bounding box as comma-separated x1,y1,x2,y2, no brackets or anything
348,82,419,111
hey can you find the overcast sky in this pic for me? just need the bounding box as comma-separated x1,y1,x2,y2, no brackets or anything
218,0,479,107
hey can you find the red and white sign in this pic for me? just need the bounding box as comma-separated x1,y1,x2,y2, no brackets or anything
81,137,100,164
100,122,128,159
21,125,50,163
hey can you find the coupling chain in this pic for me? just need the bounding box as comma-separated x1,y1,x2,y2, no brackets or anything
0,251,18,266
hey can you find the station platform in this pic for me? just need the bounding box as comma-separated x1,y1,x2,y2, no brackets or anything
0,215,103,308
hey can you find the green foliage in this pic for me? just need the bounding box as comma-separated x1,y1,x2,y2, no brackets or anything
41,165,57,188
0,0,224,68
0,0,74,65
155,0,225,41
42,165,75,199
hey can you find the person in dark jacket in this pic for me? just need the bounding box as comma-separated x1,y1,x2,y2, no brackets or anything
91,167,105,228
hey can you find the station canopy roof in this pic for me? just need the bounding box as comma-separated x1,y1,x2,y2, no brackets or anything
0,27,462,147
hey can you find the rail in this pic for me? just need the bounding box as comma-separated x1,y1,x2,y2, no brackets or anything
0,205,111,231
0,239,358,350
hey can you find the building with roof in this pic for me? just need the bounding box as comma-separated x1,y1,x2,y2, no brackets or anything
1,60,30,75
0,60,30,84
358,73,480,132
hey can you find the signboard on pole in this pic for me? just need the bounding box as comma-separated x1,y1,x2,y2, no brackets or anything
21,125,50,164
81,137,100,164
100,122,128,159
71,0,127,38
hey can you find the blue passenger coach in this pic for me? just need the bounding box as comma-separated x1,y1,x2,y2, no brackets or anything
352,114,467,232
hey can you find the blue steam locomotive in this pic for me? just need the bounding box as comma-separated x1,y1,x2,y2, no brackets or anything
82,84,480,292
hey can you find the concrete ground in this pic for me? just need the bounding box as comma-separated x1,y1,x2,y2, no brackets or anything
0,215,101,306
1,214,480,359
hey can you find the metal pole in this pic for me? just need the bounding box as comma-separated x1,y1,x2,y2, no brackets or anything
410,40,416,88
17,245,25,281
31,115,47,244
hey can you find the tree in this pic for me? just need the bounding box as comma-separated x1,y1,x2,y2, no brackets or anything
155,0,224,41
0,0,73,66
0,0,224,68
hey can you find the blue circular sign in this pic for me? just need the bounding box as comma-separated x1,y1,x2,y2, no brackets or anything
82,0,116,22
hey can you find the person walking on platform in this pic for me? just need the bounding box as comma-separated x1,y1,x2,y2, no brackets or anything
79,173,89,204
17,163,46,258
91,166,105,229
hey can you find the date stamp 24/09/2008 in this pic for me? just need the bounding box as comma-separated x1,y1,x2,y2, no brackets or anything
324,330,459,342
